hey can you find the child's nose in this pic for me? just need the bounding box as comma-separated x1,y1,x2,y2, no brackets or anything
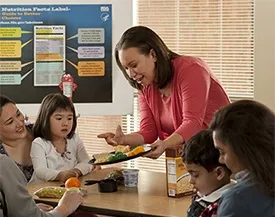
62,120,68,126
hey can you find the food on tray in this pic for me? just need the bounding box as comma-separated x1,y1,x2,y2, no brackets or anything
93,152,110,160
108,152,127,161
94,151,127,163
93,152,110,163
92,145,148,164
34,186,87,199
127,146,145,157
114,145,130,153
34,187,66,199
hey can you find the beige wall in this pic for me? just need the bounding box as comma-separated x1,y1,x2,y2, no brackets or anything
254,0,275,111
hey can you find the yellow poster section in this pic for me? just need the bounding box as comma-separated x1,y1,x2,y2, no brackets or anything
78,61,105,76
0,40,21,58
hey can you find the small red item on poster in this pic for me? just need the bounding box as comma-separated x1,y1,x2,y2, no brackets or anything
59,73,78,101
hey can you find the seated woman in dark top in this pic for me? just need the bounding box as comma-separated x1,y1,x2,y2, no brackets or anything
0,154,83,217
210,100,274,217
0,95,57,211
0,95,34,182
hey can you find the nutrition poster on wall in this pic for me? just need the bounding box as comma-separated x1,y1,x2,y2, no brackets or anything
0,4,112,103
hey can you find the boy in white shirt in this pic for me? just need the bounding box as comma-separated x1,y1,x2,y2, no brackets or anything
182,130,235,217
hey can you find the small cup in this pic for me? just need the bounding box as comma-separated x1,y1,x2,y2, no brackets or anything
98,179,118,193
122,169,139,187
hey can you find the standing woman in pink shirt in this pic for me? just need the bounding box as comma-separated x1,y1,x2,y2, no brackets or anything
98,26,230,159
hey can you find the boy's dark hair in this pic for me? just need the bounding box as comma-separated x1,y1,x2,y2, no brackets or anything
115,25,179,90
0,95,15,115
33,93,77,140
183,129,230,173
210,100,275,196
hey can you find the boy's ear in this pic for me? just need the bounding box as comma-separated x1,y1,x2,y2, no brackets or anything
215,166,226,180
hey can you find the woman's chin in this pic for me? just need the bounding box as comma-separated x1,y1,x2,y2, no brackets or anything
140,80,152,87
11,133,27,140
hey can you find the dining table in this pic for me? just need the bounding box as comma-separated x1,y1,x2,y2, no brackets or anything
27,167,192,217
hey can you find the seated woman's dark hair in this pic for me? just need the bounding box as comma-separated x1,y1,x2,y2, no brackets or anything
0,95,15,114
209,100,275,196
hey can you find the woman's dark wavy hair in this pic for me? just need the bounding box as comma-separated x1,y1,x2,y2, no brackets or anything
33,93,77,140
115,26,179,90
0,95,15,115
210,100,275,196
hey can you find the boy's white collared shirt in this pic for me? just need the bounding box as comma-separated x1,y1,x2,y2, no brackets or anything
195,180,236,203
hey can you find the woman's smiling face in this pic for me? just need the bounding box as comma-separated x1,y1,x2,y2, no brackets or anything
0,103,27,142
118,47,157,86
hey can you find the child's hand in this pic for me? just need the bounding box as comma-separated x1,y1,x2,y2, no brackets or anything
57,170,78,183
70,168,82,178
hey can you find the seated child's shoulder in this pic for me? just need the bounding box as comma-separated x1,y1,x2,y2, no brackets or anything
68,133,81,143
32,137,44,143
32,137,51,147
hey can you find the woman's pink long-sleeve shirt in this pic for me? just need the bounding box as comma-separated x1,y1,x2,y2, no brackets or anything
137,56,230,143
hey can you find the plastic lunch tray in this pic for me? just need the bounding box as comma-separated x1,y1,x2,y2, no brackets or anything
88,145,151,165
